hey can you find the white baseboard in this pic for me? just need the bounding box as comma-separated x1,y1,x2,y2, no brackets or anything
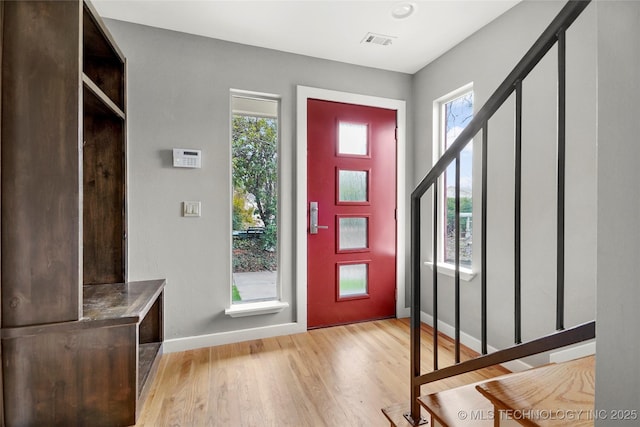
164,306,413,353
549,340,596,363
420,311,533,372
397,306,411,318
163,322,305,353
163,309,575,371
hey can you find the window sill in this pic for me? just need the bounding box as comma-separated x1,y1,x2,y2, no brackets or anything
424,262,477,282
225,300,289,318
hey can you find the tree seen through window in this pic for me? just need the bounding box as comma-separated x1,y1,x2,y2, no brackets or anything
442,91,474,266
231,101,279,304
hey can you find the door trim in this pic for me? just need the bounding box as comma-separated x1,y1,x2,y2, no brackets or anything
296,86,407,330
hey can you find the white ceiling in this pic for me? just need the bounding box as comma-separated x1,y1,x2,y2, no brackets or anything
93,0,520,74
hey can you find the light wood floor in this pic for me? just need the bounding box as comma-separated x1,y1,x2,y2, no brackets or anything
135,318,509,426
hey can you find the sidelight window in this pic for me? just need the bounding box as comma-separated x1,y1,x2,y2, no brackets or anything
435,86,474,269
231,94,280,304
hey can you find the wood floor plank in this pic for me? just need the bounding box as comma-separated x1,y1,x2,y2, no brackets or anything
476,356,595,427
183,347,212,426
135,319,509,426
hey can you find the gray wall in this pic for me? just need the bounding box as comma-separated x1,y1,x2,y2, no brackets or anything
595,1,640,423
411,0,597,364
106,0,604,366
103,0,640,415
104,19,412,341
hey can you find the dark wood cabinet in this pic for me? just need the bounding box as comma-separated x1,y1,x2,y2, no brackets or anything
2,280,164,427
0,1,163,425
2,0,83,328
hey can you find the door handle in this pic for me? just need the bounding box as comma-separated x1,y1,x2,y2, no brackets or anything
309,201,329,234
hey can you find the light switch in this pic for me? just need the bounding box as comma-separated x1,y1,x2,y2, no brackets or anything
183,201,201,217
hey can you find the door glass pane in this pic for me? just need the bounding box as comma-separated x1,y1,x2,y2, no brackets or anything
338,170,368,202
339,264,368,297
338,122,368,155
339,217,368,250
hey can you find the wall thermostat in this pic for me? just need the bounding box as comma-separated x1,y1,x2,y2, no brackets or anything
173,148,202,168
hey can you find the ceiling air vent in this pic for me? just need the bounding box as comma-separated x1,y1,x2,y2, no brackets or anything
361,32,395,46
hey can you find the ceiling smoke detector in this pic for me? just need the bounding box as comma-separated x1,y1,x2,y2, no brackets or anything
391,3,416,19
361,32,396,46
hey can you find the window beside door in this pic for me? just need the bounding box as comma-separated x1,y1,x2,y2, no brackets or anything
434,86,474,270
230,94,280,304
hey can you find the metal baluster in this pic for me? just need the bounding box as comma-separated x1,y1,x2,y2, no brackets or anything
515,80,523,344
433,184,439,370
455,155,461,363
556,28,566,331
481,123,489,355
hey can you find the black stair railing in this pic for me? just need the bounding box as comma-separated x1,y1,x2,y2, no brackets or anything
406,1,595,425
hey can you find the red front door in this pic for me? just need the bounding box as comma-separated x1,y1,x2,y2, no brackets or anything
307,99,397,329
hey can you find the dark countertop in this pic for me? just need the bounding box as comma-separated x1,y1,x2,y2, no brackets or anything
83,279,165,322
1,279,165,339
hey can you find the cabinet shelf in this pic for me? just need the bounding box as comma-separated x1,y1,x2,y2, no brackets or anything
83,1,125,111
139,342,162,397
83,73,125,119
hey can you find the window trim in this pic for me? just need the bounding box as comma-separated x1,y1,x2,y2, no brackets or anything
424,261,476,282
225,300,289,318
432,83,476,274
228,90,284,314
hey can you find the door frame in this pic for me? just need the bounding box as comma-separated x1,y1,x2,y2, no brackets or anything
296,86,408,330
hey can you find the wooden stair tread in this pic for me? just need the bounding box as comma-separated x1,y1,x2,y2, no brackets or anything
419,379,494,426
382,402,429,427
417,364,559,427
476,356,595,426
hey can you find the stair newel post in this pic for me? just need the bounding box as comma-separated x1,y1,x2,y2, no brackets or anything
407,192,426,425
